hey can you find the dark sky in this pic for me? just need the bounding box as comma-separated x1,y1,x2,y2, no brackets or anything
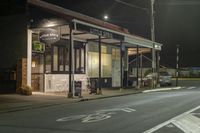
42,0,200,68
1,0,200,68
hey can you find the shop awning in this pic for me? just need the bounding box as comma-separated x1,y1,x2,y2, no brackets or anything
73,19,162,50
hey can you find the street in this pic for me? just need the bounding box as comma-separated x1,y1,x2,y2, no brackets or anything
1,84,200,133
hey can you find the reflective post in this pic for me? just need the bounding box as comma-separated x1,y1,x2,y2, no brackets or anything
176,45,179,86
140,53,143,86
120,40,123,89
136,45,139,88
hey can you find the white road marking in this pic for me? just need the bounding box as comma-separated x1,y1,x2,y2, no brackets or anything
97,108,136,113
121,108,136,113
56,115,86,122
187,86,196,90
57,107,136,123
82,113,112,123
143,105,200,133
172,114,200,133
143,87,182,93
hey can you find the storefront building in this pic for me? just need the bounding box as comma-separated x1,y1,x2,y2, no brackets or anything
25,0,162,95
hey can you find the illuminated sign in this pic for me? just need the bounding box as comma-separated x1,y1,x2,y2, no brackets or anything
32,41,45,53
39,28,60,44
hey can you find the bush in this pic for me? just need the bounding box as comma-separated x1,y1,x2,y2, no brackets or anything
16,85,32,95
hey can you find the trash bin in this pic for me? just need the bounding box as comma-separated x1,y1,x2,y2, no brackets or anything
75,81,82,97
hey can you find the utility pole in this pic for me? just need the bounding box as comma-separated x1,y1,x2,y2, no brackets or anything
150,0,156,88
176,45,179,86
115,0,157,88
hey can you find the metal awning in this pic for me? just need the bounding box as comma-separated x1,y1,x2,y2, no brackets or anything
124,35,162,50
73,19,162,50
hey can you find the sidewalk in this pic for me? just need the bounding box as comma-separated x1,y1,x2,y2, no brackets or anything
0,88,142,114
0,86,184,114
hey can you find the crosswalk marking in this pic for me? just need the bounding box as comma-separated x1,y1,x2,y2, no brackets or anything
172,114,200,133
143,105,200,133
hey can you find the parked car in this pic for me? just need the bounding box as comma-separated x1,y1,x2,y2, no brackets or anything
159,71,172,86
143,71,172,86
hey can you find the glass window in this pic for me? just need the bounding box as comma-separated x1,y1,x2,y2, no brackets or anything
53,46,68,72
74,44,85,74
58,47,64,71
52,41,85,74
53,46,58,71
102,53,112,77
45,50,51,73
88,52,99,77
65,48,69,71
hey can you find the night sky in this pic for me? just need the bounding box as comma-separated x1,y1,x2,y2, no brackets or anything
1,0,200,68
43,0,200,68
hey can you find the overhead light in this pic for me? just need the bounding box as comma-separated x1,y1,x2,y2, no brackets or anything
45,21,57,27
103,15,109,20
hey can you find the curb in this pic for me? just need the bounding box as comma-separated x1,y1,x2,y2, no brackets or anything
0,91,142,113
1,87,183,113
78,91,143,102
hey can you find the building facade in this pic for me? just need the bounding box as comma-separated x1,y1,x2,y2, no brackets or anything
17,0,162,95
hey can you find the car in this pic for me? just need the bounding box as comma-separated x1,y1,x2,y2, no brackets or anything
143,71,172,86
159,71,172,86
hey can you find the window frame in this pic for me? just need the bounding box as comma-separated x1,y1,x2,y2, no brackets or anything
51,41,86,74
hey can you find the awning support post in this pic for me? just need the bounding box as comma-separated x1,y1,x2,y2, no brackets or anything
98,36,102,95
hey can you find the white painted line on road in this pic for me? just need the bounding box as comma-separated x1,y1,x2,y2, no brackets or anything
57,107,136,123
143,105,200,133
97,108,136,113
143,87,182,93
121,108,136,113
187,86,196,90
172,114,200,133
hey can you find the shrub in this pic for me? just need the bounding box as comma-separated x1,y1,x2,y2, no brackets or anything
16,85,32,96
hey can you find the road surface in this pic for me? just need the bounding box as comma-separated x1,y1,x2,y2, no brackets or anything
0,86,200,133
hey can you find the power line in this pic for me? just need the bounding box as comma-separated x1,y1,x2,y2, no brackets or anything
159,1,200,6
115,0,148,12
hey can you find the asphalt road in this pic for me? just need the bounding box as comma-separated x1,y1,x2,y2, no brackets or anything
1,86,200,133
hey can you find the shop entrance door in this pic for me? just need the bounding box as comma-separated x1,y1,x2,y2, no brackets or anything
31,53,44,92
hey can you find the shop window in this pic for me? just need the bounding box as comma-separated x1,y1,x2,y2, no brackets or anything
88,52,99,77
112,48,120,60
45,46,52,73
53,46,58,71
52,41,85,74
74,43,85,74
52,46,68,73
87,44,112,77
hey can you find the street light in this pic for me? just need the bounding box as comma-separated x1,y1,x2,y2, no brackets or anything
103,14,109,21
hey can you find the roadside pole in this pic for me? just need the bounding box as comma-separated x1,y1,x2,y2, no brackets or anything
150,0,156,88
176,45,179,86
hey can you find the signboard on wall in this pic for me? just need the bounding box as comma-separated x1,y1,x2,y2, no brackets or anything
39,28,60,44
74,22,124,40
32,41,45,53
